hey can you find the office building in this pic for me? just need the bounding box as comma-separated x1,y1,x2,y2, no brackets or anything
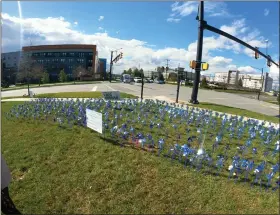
1,44,107,81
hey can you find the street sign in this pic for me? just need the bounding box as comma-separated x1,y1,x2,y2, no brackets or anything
86,109,103,134
102,91,120,100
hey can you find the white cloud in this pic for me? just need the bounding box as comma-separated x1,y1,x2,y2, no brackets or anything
98,27,103,31
208,56,232,67
237,66,258,74
98,16,104,21
74,21,78,25
169,1,233,19
166,17,181,23
264,9,270,16
269,64,280,80
1,12,277,77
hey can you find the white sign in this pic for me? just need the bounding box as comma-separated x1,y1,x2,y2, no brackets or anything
102,91,120,100
86,109,103,134
29,90,34,98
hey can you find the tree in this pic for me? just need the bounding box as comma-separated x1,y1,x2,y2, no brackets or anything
158,73,165,81
59,69,67,82
41,70,50,84
17,53,39,95
201,77,208,88
72,66,86,83
139,68,144,77
133,68,141,77
238,78,243,87
33,64,44,86
127,68,133,75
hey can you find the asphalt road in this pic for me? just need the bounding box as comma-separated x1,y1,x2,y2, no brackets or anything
1,82,279,116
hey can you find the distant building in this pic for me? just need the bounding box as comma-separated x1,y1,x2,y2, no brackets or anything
1,51,21,70
98,58,107,79
213,72,228,84
227,70,240,85
213,70,273,92
1,44,107,81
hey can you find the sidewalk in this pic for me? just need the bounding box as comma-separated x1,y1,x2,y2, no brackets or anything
1,97,279,128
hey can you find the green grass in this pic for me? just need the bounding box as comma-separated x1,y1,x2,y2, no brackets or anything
1,81,102,91
198,102,279,123
1,101,279,214
175,101,279,124
266,101,280,105
2,92,138,99
213,89,266,95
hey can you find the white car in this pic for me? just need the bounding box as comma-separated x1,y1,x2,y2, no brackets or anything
134,77,142,83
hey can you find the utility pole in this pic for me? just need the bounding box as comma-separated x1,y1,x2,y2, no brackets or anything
176,64,181,103
109,51,113,83
166,59,170,81
258,68,264,100
190,1,204,104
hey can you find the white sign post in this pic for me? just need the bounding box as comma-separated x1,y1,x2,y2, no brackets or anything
29,90,34,98
102,91,120,100
86,109,103,134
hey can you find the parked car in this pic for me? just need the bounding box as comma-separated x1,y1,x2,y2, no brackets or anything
134,77,142,83
145,78,153,83
155,79,165,84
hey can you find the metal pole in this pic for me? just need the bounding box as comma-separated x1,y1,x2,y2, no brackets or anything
190,1,204,104
109,51,113,83
141,73,144,101
258,68,264,100
176,68,181,103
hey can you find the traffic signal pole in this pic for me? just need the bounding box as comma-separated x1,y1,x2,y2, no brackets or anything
189,1,279,104
204,24,278,66
109,51,113,83
190,1,204,104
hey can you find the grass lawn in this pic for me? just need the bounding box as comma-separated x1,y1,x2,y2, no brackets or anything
176,101,279,124
2,92,138,100
1,81,102,91
1,101,279,214
195,102,279,124
212,89,265,95
266,101,280,105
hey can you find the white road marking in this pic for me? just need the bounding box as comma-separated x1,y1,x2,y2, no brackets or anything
91,86,98,92
104,84,116,91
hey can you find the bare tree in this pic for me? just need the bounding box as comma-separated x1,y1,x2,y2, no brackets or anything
17,53,39,95
33,64,44,86
72,66,87,83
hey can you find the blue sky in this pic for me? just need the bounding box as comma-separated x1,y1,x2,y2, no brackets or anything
1,1,279,78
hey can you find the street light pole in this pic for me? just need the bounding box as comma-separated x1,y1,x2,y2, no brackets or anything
190,1,204,104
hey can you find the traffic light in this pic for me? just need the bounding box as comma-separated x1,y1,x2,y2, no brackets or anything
189,60,196,69
202,63,209,71
267,55,272,67
254,47,259,59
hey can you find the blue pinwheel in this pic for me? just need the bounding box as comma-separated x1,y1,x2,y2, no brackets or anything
158,138,165,156
216,156,224,176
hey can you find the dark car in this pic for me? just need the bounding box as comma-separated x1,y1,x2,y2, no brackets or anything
155,79,165,84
